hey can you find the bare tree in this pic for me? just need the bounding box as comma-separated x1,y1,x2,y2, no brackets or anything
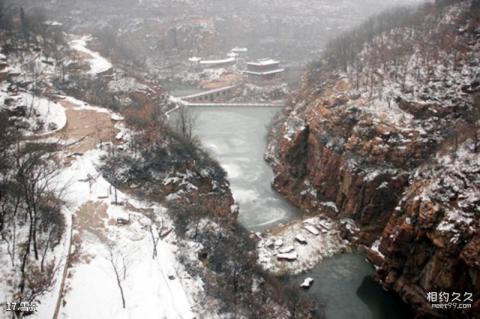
0,182,22,267
175,105,197,140
148,218,163,259
107,244,128,309
23,259,59,303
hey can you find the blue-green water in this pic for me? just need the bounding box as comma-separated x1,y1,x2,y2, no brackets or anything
284,253,413,319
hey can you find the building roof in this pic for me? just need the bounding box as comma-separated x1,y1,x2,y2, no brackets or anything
243,68,285,76
246,58,280,67
199,57,236,65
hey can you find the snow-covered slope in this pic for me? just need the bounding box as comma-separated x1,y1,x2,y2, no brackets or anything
57,147,201,319
70,36,112,75
0,31,210,318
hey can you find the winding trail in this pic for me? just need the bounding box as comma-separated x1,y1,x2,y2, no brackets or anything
48,95,197,319
69,35,112,75
51,97,118,154
45,35,198,319
50,97,119,319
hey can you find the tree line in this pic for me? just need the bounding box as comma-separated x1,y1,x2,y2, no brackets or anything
308,0,474,95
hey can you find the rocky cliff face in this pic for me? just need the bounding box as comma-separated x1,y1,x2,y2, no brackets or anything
270,69,455,241
271,76,419,237
269,1,480,316
373,141,480,317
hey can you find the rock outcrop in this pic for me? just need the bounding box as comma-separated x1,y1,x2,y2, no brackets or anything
373,139,480,318
269,1,480,317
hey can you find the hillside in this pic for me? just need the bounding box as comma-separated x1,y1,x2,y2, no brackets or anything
13,0,423,78
268,0,480,317
0,6,315,318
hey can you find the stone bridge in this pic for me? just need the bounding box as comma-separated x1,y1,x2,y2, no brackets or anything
179,85,241,103
170,84,283,108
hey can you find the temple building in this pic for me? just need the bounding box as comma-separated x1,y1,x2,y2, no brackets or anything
244,58,284,82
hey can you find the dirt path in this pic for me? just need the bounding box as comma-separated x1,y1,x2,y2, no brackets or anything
50,98,120,319
53,98,118,154
76,201,110,242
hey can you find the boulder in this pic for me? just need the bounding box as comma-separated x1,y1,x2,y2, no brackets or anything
277,252,298,261
295,234,308,245
300,277,314,289
304,225,320,235
279,245,295,254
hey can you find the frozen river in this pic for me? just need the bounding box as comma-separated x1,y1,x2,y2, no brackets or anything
178,104,411,319
191,106,300,231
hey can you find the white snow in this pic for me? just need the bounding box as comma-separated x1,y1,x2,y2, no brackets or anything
370,239,385,258
277,252,298,261
408,137,480,242
70,35,112,75
61,232,197,319
320,201,339,213
115,131,125,140
200,68,227,81
108,77,150,94
300,277,314,289
0,209,73,319
303,224,320,236
295,234,307,244
19,93,67,136
199,57,235,65
60,95,110,113
44,20,62,26
111,113,125,121
436,208,474,233
274,239,284,248
55,148,202,319
18,92,208,318
220,163,242,179
231,187,260,203
258,216,348,274
188,56,201,63
279,245,295,254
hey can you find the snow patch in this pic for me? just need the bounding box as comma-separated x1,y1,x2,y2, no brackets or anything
70,35,112,75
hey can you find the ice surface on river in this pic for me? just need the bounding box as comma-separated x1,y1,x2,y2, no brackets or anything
192,106,299,231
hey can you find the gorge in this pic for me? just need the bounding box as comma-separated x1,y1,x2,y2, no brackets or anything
0,0,478,318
